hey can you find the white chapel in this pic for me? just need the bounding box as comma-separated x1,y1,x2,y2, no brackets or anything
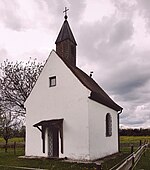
25,12,123,160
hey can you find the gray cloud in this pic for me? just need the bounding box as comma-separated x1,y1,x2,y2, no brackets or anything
68,0,86,21
109,19,134,45
112,0,136,19
37,0,65,19
36,0,150,128
107,62,149,94
136,0,150,28
35,0,86,30
76,2,150,128
0,48,8,63
77,16,117,61
121,118,146,127
0,0,149,128
0,0,27,31
120,104,150,128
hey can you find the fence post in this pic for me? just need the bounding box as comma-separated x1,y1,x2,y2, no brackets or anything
132,154,135,168
139,140,142,147
14,142,16,155
130,144,135,168
143,144,147,157
131,144,134,154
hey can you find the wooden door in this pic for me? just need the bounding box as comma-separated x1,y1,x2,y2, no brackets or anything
48,128,59,157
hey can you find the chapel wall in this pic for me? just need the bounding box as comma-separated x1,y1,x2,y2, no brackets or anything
88,99,119,160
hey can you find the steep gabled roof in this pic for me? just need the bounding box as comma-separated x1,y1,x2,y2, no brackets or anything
55,51,122,112
55,20,77,45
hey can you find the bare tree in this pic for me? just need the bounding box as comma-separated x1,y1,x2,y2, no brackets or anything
0,108,21,152
0,59,43,116
0,59,43,147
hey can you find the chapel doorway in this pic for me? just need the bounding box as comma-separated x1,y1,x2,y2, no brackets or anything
33,119,64,157
48,127,59,157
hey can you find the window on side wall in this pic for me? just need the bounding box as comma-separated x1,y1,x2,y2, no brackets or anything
49,76,56,87
106,113,112,137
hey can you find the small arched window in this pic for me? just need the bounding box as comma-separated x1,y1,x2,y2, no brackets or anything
106,113,112,137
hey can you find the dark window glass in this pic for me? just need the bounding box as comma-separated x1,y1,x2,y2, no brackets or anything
49,76,56,87
106,113,112,137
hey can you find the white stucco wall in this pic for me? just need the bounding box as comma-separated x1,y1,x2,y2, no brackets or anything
25,50,91,160
88,99,119,160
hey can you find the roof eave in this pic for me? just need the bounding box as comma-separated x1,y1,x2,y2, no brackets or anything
89,92,123,112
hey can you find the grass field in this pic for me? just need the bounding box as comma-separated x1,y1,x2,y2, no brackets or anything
134,148,150,170
0,147,96,170
120,136,150,144
0,136,149,170
0,138,24,143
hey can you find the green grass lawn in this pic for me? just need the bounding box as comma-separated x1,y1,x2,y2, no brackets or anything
134,148,150,170
120,136,150,144
0,148,96,170
102,136,150,169
0,137,24,143
0,136,149,170
120,136,150,170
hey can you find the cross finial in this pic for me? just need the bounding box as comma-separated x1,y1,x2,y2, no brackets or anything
63,7,69,20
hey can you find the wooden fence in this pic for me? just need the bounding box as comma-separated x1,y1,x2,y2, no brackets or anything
0,142,25,154
0,141,148,170
110,143,149,170
0,142,25,148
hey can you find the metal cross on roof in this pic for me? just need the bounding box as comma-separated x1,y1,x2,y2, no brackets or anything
63,7,69,20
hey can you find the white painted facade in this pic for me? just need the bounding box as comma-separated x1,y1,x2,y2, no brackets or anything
88,99,119,160
25,50,119,160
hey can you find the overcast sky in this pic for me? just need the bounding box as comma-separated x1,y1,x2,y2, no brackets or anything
0,0,150,129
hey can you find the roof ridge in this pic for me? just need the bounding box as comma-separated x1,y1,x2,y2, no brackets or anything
54,50,122,111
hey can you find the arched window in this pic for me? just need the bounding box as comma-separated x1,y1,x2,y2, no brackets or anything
106,113,112,137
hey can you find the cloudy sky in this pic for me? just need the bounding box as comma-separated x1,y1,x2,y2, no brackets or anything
0,0,150,128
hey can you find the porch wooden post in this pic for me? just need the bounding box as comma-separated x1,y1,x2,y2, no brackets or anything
42,126,46,153
60,122,64,154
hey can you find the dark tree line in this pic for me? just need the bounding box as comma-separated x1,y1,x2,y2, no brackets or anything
120,128,150,136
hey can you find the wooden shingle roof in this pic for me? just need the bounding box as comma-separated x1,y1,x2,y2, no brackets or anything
56,51,122,112
55,19,77,45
